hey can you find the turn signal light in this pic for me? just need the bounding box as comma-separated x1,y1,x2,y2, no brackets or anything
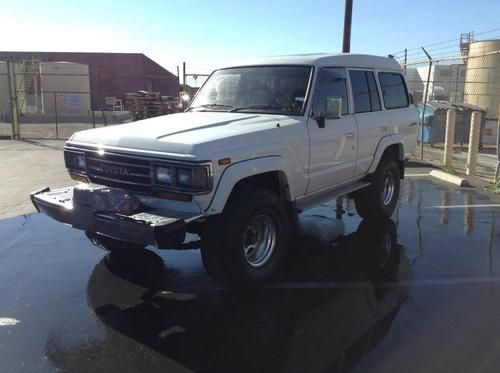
153,190,193,202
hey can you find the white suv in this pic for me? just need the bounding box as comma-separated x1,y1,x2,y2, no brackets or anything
31,53,418,287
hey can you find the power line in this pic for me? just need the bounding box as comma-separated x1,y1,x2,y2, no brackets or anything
390,26,500,56
475,27,500,37
391,37,460,56
397,44,460,60
400,35,500,64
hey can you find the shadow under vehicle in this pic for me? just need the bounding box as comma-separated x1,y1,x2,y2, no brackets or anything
46,218,411,373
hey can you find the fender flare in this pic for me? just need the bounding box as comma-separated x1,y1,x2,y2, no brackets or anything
205,156,293,214
367,134,404,174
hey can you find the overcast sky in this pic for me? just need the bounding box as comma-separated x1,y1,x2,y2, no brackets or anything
1,0,499,86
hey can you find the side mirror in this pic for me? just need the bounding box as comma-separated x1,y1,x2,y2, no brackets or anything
325,97,342,119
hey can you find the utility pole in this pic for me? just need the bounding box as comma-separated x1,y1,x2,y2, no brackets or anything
342,0,353,53
338,0,353,217
176,65,180,90
182,61,186,89
404,48,408,75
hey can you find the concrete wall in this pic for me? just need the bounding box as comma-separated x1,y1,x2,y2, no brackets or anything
404,68,425,102
40,62,91,114
410,64,466,103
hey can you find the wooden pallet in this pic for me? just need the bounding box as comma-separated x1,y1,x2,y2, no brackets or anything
126,91,163,121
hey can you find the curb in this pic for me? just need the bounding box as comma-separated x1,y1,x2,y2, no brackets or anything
429,170,472,187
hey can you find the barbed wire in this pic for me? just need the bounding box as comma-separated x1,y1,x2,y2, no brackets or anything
402,48,500,67
390,27,500,58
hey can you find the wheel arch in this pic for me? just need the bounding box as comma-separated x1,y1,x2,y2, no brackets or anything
205,156,293,215
367,136,405,179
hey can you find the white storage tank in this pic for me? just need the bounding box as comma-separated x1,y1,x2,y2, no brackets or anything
464,39,500,120
40,62,91,114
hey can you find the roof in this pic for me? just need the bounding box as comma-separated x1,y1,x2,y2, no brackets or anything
0,51,176,77
419,101,486,112
224,53,402,71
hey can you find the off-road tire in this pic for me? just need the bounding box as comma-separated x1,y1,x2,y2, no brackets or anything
354,158,401,220
200,186,290,288
85,231,145,252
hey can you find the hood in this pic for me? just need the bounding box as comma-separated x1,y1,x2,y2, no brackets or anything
69,112,287,157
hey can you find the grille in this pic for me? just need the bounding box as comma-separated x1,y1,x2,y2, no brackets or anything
85,151,152,194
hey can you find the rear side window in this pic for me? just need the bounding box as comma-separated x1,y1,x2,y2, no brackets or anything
313,67,349,115
378,72,409,109
348,70,381,113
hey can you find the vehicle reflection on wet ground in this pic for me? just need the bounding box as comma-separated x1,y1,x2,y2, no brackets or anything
0,177,500,373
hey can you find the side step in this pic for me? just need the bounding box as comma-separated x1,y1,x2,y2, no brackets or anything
296,181,371,211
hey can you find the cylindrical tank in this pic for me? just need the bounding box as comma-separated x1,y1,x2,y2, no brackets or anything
463,39,500,119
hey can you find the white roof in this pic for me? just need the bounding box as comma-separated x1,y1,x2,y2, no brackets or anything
224,53,401,71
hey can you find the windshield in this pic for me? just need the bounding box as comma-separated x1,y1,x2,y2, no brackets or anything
189,65,312,115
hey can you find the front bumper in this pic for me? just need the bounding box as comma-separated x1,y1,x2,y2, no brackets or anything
30,185,202,248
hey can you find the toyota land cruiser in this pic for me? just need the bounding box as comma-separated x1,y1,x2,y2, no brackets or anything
31,53,418,287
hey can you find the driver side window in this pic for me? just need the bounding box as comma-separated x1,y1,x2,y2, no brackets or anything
312,68,349,116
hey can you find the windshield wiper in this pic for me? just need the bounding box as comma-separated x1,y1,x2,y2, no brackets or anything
186,104,234,112
229,104,286,113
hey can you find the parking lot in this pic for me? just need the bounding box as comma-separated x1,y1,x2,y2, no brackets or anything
1,159,500,372
0,140,72,219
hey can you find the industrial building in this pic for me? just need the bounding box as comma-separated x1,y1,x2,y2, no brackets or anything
0,52,179,110
405,64,467,103
0,60,91,117
406,37,500,147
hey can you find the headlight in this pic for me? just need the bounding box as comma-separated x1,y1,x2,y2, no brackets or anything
77,155,86,169
176,168,193,186
64,151,86,171
153,163,211,193
155,166,173,184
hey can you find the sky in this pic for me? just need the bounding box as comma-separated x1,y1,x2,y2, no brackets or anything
1,0,500,86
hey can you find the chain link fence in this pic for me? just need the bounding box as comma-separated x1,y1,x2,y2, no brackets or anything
2,52,499,181
0,60,133,140
0,61,14,138
402,48,500,181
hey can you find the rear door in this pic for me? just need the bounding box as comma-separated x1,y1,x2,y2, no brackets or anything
378,71,418,153
306,67,357,193
348,69,389,176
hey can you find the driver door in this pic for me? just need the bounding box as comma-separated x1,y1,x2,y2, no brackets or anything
306,67,357,194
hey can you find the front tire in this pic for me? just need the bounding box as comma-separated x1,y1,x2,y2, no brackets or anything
355,159,401,220
201,187,290,288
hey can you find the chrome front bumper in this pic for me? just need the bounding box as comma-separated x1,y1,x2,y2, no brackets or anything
30,185,200,248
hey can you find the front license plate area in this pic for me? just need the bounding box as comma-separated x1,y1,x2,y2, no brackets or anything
72,184,142,230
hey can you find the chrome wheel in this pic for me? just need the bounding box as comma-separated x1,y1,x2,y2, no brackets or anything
382,172,395,206
243,214,277,267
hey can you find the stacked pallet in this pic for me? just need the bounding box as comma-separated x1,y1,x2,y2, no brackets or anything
125,91,162,121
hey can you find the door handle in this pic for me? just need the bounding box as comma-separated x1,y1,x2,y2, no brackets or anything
345,132,355,139
409,122,417,127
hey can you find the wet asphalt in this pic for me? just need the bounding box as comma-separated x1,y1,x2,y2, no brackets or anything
1,177,500,373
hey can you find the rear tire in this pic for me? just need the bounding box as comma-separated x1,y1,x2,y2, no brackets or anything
200,186,290,288
355,158,401,220
85,231,145,252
